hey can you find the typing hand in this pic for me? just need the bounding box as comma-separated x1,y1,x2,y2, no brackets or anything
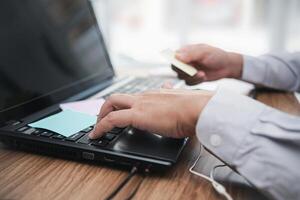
173,44,243,85
89,89,214,139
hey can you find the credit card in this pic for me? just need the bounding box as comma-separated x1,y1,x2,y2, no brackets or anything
161,49,198,76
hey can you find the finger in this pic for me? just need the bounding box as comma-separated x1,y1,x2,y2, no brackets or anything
98,94,136,119
90,109,133,139
175,44,206,63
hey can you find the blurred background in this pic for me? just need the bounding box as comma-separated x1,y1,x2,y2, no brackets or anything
91,0,300,71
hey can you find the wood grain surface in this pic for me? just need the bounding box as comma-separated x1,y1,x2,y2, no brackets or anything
0,89,299,200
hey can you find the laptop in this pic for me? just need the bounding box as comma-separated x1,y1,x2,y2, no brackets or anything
0,0,188,171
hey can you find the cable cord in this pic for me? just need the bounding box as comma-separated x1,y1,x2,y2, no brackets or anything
104,166,148,200
105,166,138,200
189,145,234,200
124,173,146,200
105,145,233,200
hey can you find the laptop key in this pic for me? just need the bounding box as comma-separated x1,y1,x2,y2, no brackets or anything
52,134,66,140
23,128,37,135
17,126,29,132
77,134,92,144
109,127,123,134
7,120,22,126
81,126,93,133
65,132,85,142
31,129,43,136
91,140,109,147
103,133,116,141
40,131,54,137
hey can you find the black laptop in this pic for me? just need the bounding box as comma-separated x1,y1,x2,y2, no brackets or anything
0,0,187,171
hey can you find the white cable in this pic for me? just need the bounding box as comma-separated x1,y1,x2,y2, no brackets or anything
189,145,234,200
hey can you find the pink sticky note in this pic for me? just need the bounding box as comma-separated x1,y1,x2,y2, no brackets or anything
60,99,105,116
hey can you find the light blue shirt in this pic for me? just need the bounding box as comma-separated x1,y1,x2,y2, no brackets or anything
196,52,300,200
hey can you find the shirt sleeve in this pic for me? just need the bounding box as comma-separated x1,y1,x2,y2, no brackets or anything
196,89,300,200
242,52,300,92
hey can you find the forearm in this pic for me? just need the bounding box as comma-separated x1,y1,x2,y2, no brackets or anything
241,52,300,92
196,89,300,200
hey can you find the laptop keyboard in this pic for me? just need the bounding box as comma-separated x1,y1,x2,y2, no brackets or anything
16,125,124,148
102,77,178,99
14,77,178,148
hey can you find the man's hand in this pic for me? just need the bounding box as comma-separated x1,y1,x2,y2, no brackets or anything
173,44,243,85
89,89,214,139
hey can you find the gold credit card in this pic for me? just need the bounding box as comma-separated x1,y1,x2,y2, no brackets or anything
161,49,198,77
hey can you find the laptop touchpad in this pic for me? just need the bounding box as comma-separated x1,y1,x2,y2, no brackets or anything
111,128,186,162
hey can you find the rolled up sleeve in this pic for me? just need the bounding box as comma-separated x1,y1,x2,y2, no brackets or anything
196,89,300,200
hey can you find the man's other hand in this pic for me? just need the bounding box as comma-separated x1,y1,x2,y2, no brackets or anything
173,44,243,85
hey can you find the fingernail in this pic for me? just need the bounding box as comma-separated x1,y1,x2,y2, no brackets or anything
88,132,94,139
89,127,96,139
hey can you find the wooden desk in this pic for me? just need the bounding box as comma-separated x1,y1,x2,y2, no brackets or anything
0,90,299,200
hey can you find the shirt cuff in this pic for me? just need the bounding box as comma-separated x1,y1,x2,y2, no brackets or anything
196,89,267,167
242,55,268,85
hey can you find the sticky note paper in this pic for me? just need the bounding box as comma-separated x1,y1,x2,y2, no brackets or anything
60,99,105,116
161,49,198,76
29,110,97,137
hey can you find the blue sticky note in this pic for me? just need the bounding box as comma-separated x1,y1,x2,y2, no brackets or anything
29,110,97,137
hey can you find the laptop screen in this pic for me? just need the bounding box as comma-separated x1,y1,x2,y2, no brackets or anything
0,0,114,124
